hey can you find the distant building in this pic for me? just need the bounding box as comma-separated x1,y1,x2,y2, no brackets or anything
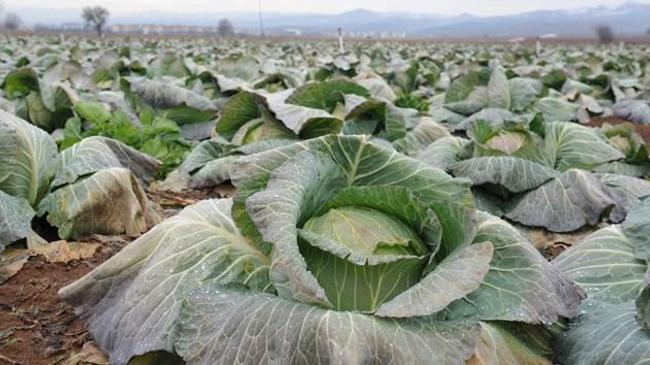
109,24,222,36
284,28,302,36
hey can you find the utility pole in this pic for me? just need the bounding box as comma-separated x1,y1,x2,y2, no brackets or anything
258,0,264,38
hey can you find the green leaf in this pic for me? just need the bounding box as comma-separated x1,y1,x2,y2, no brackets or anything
127,78,217,124
598,174,650,223
179,139,235,175
0,109,58,206
52,136,161,188
175,286,481,365
469,322,552,365
286,79,369,111
487,67,511,110
509,78,543,112
545,122,625,171
302,206,427,259
445,211,584,324
451,157,559,193
0,191,34,252
2,67,39,99
553,225,646,309
415,136,470,171
505,169,615,232
74,100,111,123
265,89,343,138
621,196,650,263
392,117,450,156
534,97,579,122
215,91,263,140
555,302,650,365
636,284,650,330
445,70,491,115
59,199,270,365
147,52,190,78
186,139,297,188
375,242,493,318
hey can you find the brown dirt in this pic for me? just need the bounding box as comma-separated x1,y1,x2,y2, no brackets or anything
0,236,132,365
588,116,650,143
148,183,236,210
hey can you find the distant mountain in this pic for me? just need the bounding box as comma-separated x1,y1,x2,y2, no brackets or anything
419,3,650,37
11,2,650,38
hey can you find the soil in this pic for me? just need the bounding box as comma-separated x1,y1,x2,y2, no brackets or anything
147,184,236,210
0,236,132,365
587,116,650,143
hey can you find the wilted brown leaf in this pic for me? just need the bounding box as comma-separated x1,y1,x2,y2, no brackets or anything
27,233,100,264
62,341,109,365
0,248,32,284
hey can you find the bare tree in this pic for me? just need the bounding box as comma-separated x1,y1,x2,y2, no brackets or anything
217,18,234,37
81,6,109,37
595,25,615,44
3,12,21,31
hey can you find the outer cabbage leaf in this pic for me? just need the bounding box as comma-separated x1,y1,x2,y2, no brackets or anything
186,139,296,188
264,89,342,138
415,136,470,171
444,70,490,115
613,99,650,125
443,211,584,325
285,79,369,110
621,197,650,263
638,284,650,330
214,91,263,141
505,169,615,232
453,108,515,133
0,109,58,206
374,242,493,318
534,97,579,122
52,136,161,188
0,190,34,251
554,302,650,365
38,168,158,240
451,157,559,193
487,67,510,110
175,286,480,365
597,173,650,223
553,225,647,309
179,138,235,175
544,121,624,171
469,322,552,365
391,117,450,156
59,199,271,365
509,78,543,112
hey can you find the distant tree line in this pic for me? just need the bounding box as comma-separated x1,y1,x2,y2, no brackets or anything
2,13,22,31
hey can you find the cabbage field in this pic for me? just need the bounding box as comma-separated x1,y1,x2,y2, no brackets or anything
1,36,650,364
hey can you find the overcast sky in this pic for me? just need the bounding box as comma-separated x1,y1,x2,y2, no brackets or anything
5,0,649,16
